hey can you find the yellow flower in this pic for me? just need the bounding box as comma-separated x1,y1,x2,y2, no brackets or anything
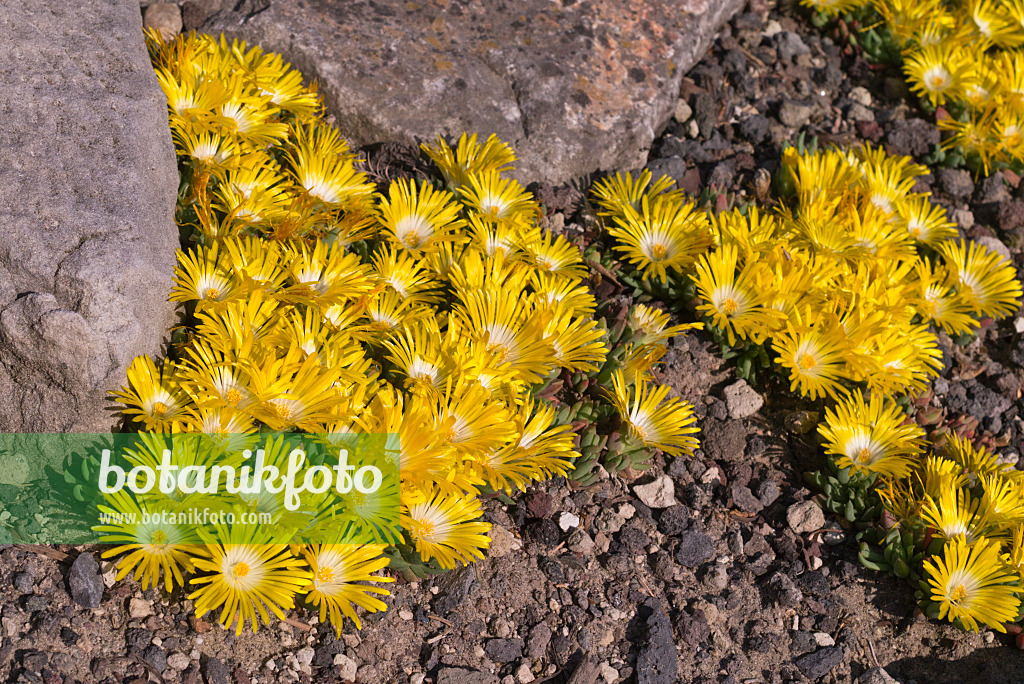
921,488,997,544
302,543,394,634
432,377,515,457
285,122,373,206
459,170,538,221
924,536,1020,632
170,242,245,311
591,169,680,219
188,529,311,635
111,355,189,431
377,179,467,255
818,392,924,478
912,260,978,336
903,44,974,106
893,196,957,247
545,305,607,373
452,289,557,384
402,492,492,569
523,231,588,280
421,133,516,188
97,490,197,592
772,319,850,401
610,371,700,457
481,400,578,493
608,194,714,283
939,240,1023,319
693,244,783,345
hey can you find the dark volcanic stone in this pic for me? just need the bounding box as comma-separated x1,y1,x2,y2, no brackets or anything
637,598,678,684
67,553,103,609
526,491,554,518
539,557,565,583
795,646,844,679
886,118,938,158
676,610,711,646
431,567,478,615
730,483,763,513
647,156,687,186
739,114,771,145
657,505,691,536
436,669,500,684
938,168,974,202
997,199,1024,235
21,651,47,673
774,31,809,61
126,628,152,651
13,571,33,594
484,638,524,663
526,517,561,548
757,480,780,506
682,483,712,511
790,630,817,655
693,93,718,138
619,524,651,555
203,657,231,684
768,572,803,607
143,645,167,673
674,529,715,567
702,419,747,462
527,622,552,658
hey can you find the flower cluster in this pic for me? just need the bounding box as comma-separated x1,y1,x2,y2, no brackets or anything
107,31,703,634
803,0,1024,174
599,145,1021,402
820,397,1024,633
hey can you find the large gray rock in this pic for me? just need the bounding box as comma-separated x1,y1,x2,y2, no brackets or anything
0,1,179,432
206,0,744,184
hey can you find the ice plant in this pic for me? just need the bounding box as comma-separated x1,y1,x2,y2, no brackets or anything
598,144,1020,402
924,537,1021,632
804,0,1024,173
102,30,708,635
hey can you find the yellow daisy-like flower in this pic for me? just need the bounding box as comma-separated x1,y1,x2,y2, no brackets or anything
459,170,538,221
610,371,700,457
939,240,1023,319
921,487,998,544
591,169,679,219
378,179,467,255
285,122,372,206
188,531,312,635
818,392,925,478
772,320,850,401
421,132,516,188
903,43,974,106
523,231,588,280
924,536,1021,632
302,544,394,634
944,432,1018,483
480,399,578,493
607,194,714,283
693,244,784,345
402,492,492,569
912,260,979,336
97,490,197,592
111,355,189,431
170,242,244,310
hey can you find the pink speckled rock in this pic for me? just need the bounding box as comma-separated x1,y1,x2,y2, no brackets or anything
206,0,743,184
